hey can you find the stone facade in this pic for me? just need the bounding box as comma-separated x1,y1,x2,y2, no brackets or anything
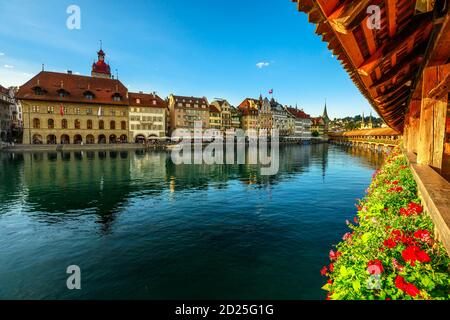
0,85,15,142
259,97,273,134
21,100,129,145
129,92,167,142
168,94,209,136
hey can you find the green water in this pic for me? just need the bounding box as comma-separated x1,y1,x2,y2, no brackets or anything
0,144,383,299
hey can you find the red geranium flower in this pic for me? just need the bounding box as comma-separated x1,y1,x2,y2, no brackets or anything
329,263,334,272
392,180,399,185
329,250,341,261
395,276,420,297
408,202,423,214
414,230,431,243
383,238,397,248
342,232,352,241
402,246,431,266
367,260,384,275
320,266,327,276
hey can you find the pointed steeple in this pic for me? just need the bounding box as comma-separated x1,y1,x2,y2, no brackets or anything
322,99,330,123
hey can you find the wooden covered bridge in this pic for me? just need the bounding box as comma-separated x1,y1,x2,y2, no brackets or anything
292,0,449,251
329,127,402,150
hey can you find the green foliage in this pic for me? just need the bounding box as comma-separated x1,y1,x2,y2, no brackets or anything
321,148,450,300
312,131,320,137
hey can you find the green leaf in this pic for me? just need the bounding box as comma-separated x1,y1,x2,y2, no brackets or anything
352,280,361,292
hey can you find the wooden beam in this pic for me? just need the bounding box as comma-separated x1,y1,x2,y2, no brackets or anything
328,0,374,34
417,64,450,169
316,0,341,17
361,16,377,54
385,0,397,38
357,14,433,76
375,83,410,103
369,56,423,89
428,74,450,99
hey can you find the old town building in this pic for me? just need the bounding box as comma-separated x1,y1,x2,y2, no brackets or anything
0,85,14,142
8,86,23,140
168,95,209,136
238,98,260,132
286,107,312,138
259,97,273,134
129,92,167,142
270,98,291,136
210,99,232,132
208,104,222,132
230,106,242,131
16,49,129,145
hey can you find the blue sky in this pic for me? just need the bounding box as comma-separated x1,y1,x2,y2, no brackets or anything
0,0,374,118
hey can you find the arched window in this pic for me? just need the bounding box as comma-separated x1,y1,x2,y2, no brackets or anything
74,119,81,129
33,118,40,129
110,120,116,130
121,121,126,130
99,120,104,130
62,119,68,129
48,119,54,129
87,119,93,130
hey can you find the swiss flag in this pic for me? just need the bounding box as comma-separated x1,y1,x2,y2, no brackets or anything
269,89,273,95
60,104,64,116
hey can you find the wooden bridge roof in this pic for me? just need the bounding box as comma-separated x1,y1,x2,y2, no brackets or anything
292,0,449,132
342,127,401,136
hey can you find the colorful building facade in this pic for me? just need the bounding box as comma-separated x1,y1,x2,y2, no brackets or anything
129,92,167,142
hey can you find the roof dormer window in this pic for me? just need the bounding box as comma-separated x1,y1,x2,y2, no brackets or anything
57,89,69,98
84,91,95,100
32,86,47,96
112,93,122,102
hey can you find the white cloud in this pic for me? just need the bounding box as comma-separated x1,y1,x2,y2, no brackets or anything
4,64,14,69
0,52,5,56
256,62,270,69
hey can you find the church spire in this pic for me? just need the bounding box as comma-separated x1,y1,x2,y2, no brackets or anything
322,99,330,122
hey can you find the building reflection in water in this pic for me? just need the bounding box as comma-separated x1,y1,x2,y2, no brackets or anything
0,144,384,231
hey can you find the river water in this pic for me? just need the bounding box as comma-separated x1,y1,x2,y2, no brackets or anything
0,144,383,299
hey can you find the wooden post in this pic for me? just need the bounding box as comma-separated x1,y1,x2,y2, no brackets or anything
404,100,422,154
417,64,450,170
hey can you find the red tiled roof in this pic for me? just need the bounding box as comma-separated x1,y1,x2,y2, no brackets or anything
172,95,208,108
287,107,311,119
129,92,166,108
16,71,128,106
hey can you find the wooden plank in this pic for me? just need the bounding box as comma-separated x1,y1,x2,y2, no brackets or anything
385,0,397,38
357,14,433,76
328,0,374,34
417,64,450,169
428,73,450,100
407,151,450,256
361,16,377,54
